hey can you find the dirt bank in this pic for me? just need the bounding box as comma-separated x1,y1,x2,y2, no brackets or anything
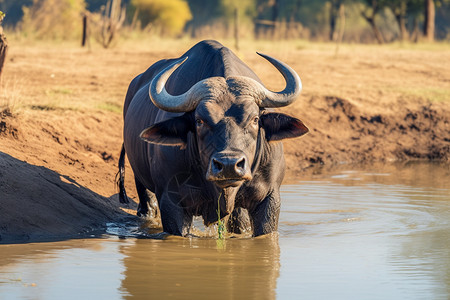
0,40,449,241
0,151,136,243
282,95,450,174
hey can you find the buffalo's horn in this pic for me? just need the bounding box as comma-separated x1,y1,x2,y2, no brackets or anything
256,52,302,108
149,56,207,112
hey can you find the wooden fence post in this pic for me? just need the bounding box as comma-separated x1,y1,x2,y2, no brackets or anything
0,12,7,84
81,13,88,47
234,8,239,51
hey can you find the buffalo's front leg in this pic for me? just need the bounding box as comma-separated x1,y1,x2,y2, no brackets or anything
249,190,281,237
227,207,251,234
159,190,192,236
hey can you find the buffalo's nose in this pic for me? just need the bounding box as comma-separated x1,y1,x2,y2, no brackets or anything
207,152,251,183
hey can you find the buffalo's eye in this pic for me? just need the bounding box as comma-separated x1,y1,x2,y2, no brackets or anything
196,118,204,127
252,116,259,127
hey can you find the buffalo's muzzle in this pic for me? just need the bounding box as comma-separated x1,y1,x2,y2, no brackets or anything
206,152,252,187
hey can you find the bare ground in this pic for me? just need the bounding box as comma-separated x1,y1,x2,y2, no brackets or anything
1,40,449,241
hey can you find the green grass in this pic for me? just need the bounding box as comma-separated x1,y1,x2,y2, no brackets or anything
216,191,227,245
97,102,123,113
410,87,450,102
45,87,73,96
393,86,450,102
384,41,450,52
216,192,226,239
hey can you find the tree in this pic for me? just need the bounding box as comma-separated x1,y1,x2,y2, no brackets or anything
424,0,435,41
20,0,86,40
131,0,192,36
387,0,409,41
435,0,450,39
186,0,221,34
385,0,423,42
254,0,281,38
219,0,255,48
360,0,386,44
329,0,341,40
93,0,126,48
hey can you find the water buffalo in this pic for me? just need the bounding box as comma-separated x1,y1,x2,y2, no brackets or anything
118,40,308,236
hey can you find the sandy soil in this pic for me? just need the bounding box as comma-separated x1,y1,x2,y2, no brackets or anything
1,39,449,242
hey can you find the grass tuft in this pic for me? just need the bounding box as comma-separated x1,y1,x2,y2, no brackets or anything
216,192,226,241
0,77,24,115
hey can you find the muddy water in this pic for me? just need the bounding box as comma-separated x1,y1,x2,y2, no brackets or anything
0,162,449,299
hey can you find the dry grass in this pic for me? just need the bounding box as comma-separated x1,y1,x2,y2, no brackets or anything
0,77,24,114
2,38,449,115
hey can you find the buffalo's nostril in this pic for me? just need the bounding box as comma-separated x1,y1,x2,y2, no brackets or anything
236,157,246,170
213,159,224,172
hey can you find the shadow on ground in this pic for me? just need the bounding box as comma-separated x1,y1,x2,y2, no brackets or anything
0,152,137,244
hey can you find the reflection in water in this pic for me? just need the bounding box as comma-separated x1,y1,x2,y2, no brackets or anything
0,239,129,299
119,234,280,299
299,161,450,190
278,162,450,299
0,162,449,299
391,228,450,299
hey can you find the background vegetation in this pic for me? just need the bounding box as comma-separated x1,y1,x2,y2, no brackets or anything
0,0,449,44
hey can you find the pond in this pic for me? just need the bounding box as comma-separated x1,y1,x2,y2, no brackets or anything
0,162,449,299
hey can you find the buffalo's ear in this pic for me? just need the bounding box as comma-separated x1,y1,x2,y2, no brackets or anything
140,115,193,148
260,112,309,142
